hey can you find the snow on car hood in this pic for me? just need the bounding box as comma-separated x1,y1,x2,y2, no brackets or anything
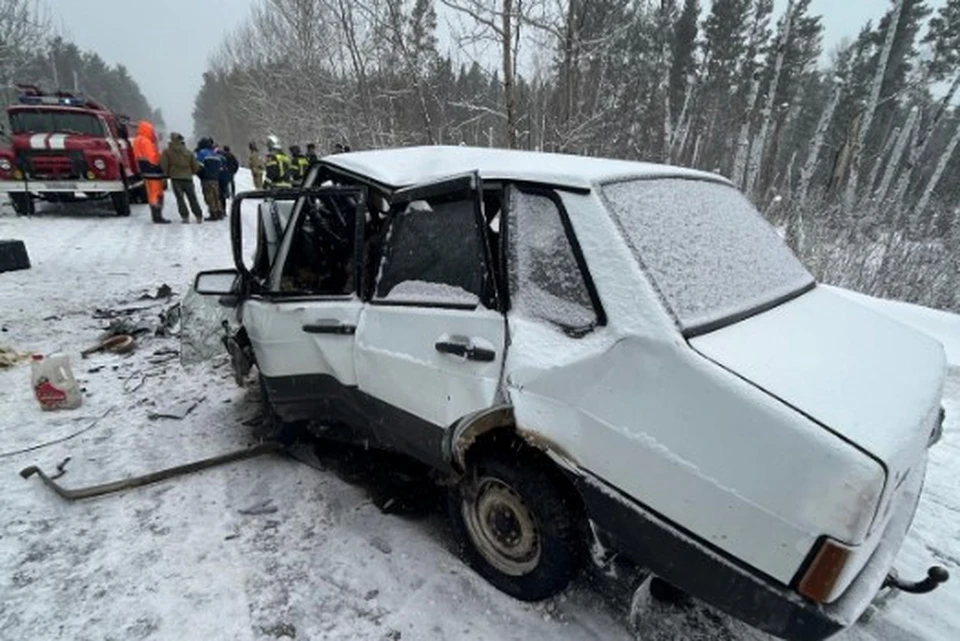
690,285,946,471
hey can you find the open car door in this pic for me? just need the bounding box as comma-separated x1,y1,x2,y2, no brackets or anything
254,198,295,272
231,186,366,423
354,172,506,467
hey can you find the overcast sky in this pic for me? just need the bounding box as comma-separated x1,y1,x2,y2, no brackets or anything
47,0,257,135
46,0,946,136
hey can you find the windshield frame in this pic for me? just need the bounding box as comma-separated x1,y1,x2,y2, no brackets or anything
9,108,106,137
599,175,816,338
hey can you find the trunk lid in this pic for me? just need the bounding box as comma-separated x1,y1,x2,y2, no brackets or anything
690,286,946,534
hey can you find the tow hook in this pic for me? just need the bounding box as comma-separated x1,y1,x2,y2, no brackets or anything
883,566,949,594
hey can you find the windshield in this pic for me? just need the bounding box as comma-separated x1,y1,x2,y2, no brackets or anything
9,110,105,136
601,178,814,335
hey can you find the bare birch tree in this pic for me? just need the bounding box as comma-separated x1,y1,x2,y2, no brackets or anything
731,0,773,187
891,0,960,208
440,0,524,148
875,106,917,204
0,0,50,87
657,1,675,161
795,73,842,205
842,0,905,212
744,0,792,198
915,115,960,217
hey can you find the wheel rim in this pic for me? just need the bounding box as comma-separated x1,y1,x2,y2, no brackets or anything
461,475,541,576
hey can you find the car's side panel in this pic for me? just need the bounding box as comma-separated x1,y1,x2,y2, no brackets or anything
504,190,883,587
507,324,883,584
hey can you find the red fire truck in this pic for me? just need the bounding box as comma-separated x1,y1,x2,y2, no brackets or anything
0,85,144,217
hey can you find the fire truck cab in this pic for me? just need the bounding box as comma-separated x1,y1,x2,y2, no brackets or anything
0,85,143,217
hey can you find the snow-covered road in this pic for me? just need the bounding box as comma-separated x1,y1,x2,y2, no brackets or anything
1,175,957,641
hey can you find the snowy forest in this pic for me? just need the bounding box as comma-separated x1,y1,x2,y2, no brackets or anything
0,0,161,126
193,0,960,313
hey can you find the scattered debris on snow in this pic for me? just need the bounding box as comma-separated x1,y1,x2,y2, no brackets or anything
0,345,30,368
370,535,393,555
138,283,174,300
81,333,135,358
238,499,279,516
147,397,204,421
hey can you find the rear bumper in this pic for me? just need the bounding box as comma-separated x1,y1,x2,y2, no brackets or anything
575,460,925,641
0,180,126,193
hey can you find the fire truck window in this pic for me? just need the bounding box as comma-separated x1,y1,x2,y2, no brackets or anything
10,111,104,137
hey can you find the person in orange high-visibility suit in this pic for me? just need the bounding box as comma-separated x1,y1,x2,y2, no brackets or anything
133,120,170,224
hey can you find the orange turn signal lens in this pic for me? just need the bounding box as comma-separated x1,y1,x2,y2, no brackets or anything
86,171,95,179
13,169,23,179
798,539,851,603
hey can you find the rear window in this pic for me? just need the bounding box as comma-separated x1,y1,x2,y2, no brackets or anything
601,178,813,334
10,110,105,136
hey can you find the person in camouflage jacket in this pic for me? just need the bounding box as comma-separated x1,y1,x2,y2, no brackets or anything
160,133,204,223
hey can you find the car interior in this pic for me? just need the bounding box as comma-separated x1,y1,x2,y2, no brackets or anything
269,166,506,308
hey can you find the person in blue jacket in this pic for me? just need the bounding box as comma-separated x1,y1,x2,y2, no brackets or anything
215,144,231,215
195,137,224,221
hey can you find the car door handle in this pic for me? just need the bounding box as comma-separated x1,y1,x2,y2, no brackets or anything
302,319,356,335
435,338,496,362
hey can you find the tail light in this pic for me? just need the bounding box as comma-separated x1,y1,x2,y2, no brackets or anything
796,538,852,603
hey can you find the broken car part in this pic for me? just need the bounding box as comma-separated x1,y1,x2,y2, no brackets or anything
81,334,135,358
20,442,280,500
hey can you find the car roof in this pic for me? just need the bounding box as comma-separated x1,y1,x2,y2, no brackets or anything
320,145,729,191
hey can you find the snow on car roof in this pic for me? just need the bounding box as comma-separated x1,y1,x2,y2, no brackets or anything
321,145,728,190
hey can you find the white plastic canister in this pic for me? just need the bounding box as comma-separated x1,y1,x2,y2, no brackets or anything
30,353,82,411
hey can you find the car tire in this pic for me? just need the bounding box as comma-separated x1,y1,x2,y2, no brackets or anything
448,448,584,601
10,193,34,216
111,190,131,217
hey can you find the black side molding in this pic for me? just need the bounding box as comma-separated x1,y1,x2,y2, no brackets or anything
573,472,844,641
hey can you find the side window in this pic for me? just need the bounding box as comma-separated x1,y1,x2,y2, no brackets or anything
507,186,598,333
278,193,359,296
374,195,485,308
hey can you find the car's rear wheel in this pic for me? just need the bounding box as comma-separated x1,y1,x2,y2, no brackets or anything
448,447,584,601
10,193,34,216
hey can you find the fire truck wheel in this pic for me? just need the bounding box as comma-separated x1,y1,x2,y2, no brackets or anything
10,194,34,216
130,185,147,204
111,191,131,217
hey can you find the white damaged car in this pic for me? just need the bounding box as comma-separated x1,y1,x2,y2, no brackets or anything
195,146,948,640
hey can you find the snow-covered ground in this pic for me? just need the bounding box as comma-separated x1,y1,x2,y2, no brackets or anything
1,172,957,641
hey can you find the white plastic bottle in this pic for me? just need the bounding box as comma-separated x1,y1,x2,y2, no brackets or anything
31,353,82,411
